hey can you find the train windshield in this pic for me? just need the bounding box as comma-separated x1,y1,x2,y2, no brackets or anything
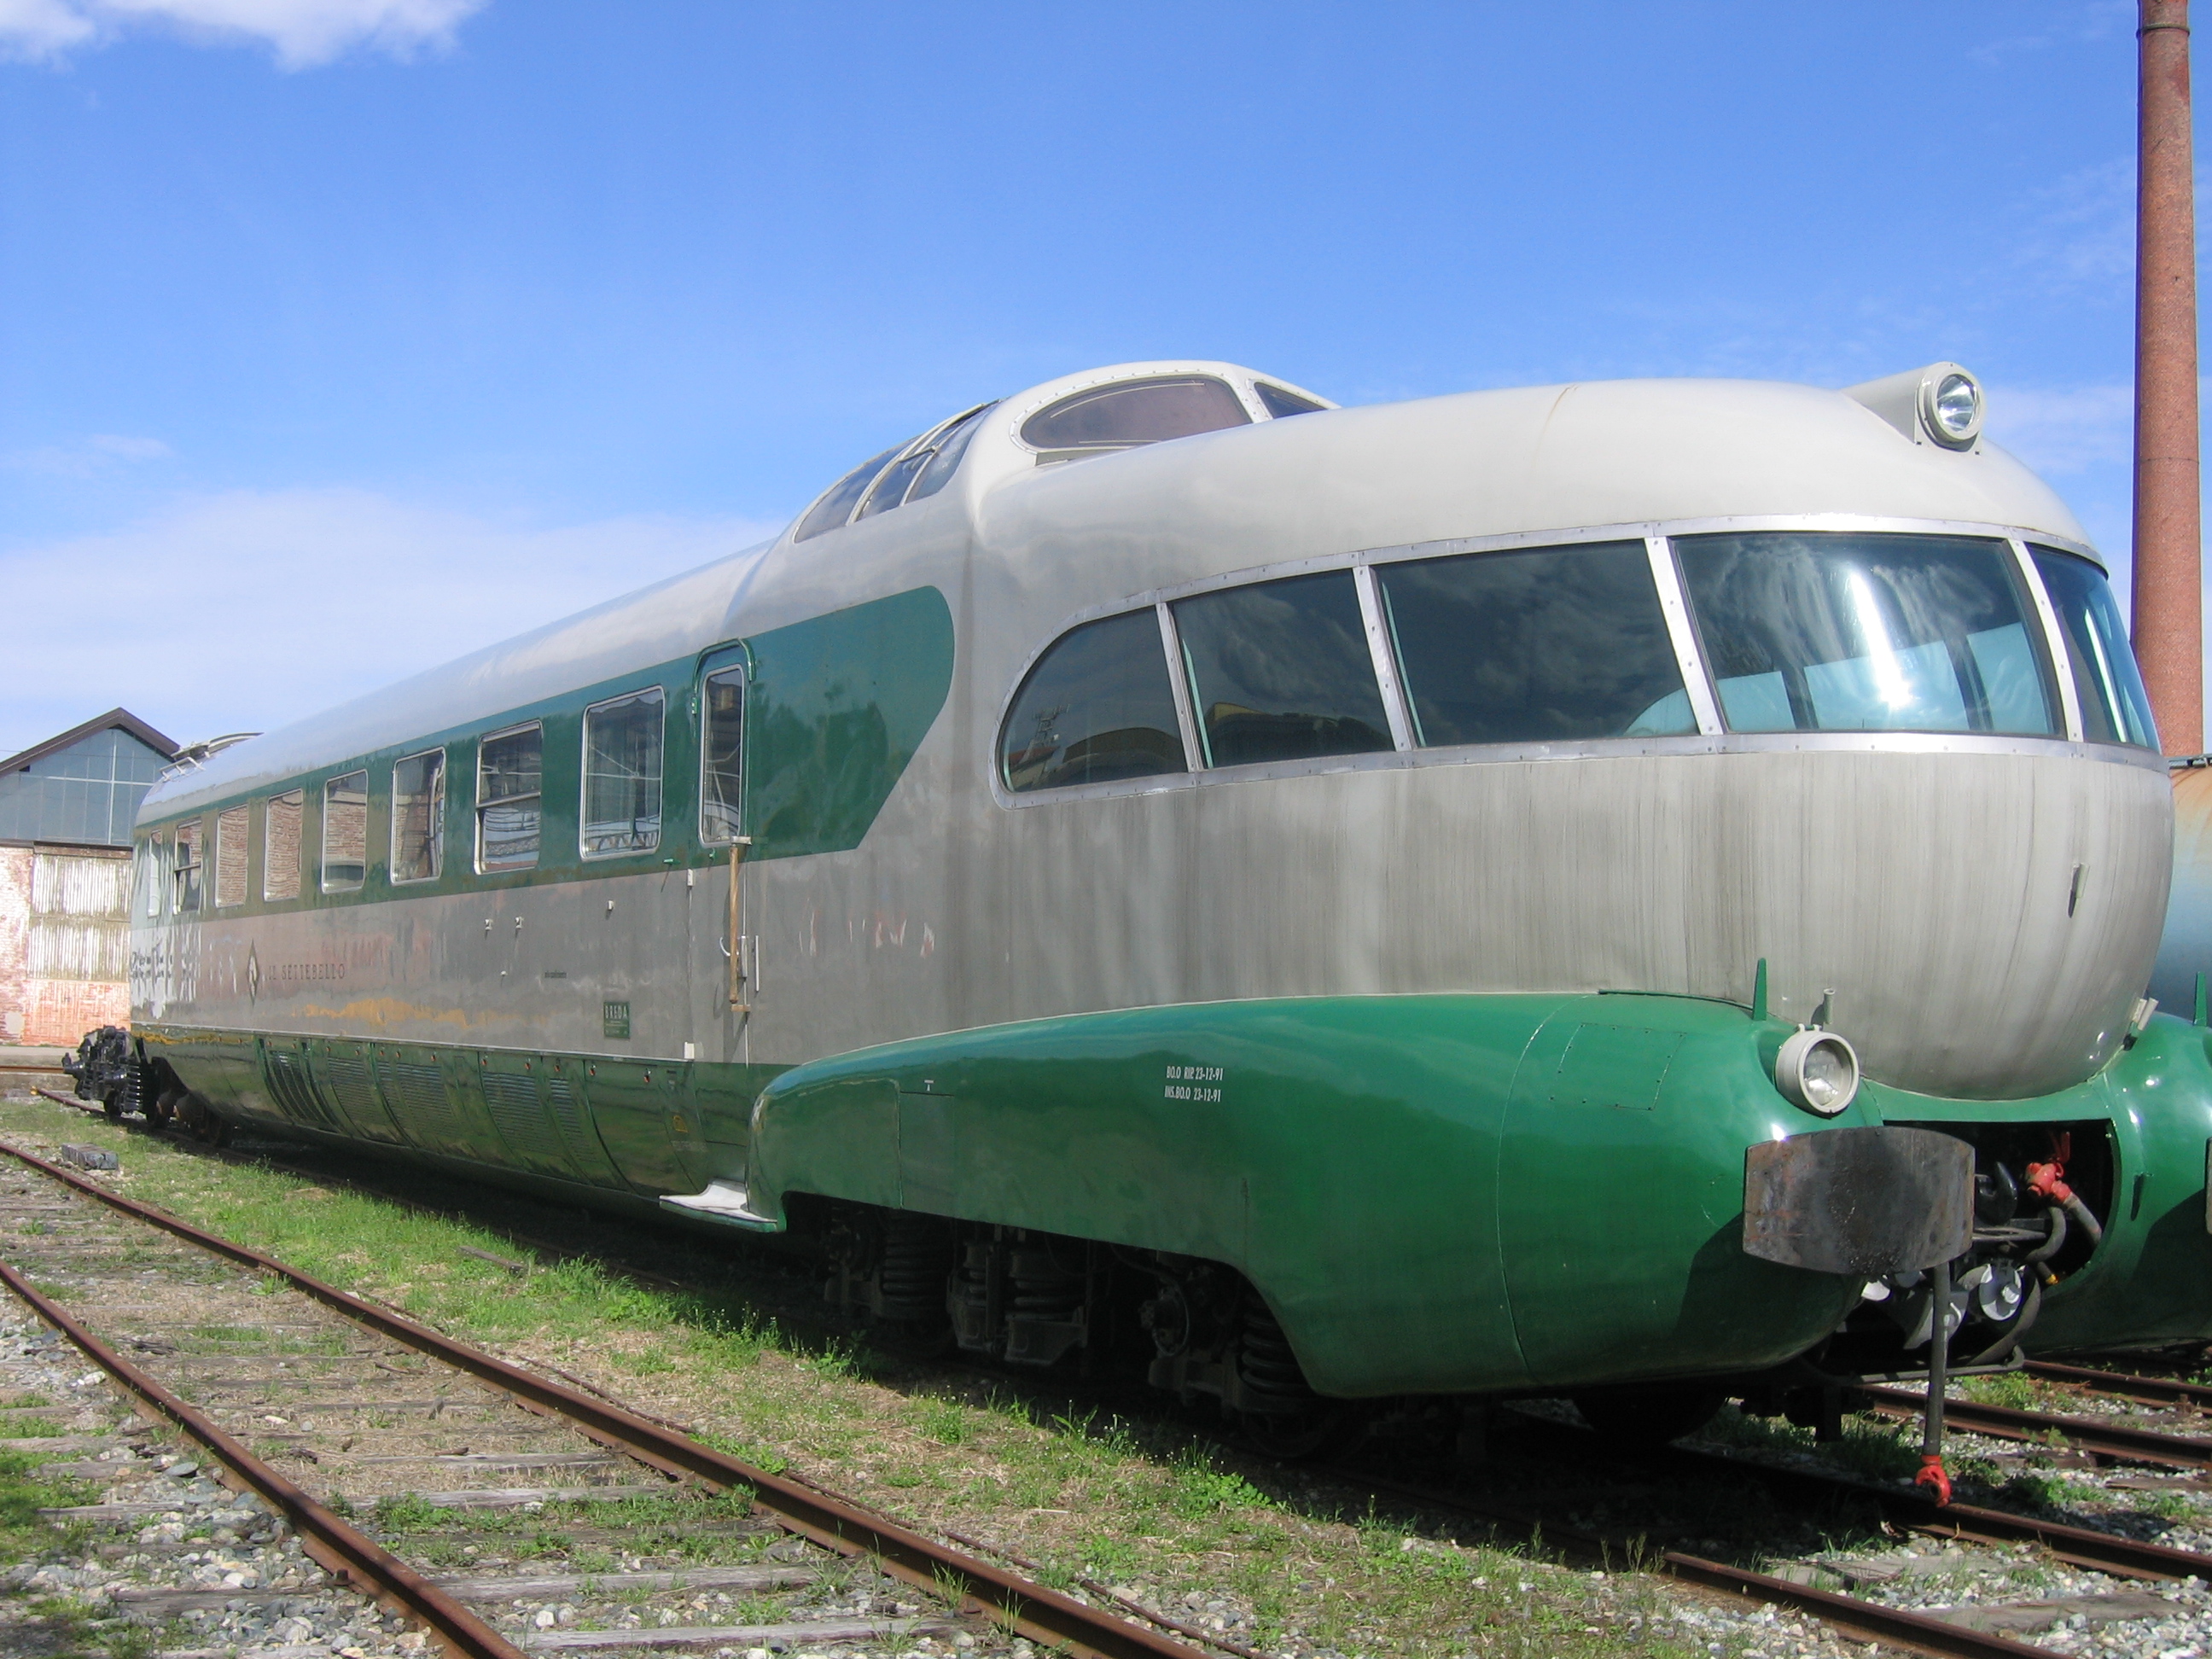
1675,533,2060,737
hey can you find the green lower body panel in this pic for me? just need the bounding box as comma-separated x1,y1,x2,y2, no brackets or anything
137,995,2212,1401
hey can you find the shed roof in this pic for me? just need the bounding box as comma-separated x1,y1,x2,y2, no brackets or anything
1,708,178,773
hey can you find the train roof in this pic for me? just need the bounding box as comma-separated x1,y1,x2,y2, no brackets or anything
143,361,2094,820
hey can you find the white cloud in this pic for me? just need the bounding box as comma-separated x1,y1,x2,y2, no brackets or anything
0,0,484,67
5,433,173,478
0,487,783,756
1985,382,2134,476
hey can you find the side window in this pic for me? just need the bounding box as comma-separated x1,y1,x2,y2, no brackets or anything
908,403,995,502
1021,376,1250,459
1002,610,1187,793
213,806,250,908
172,818,203,913
1171,571,1393,767
137,835,165,918
1377,541,1696,747
321,771,369,893
1254,382,1328,418
477,724,544,871
392,749,446,882
581,689,665,857
701,666,746,842
794,442,907,544
263,790,302,901
2031,547,2159,748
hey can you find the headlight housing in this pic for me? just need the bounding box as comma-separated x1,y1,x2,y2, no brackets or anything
1775,1028,1860,1116
1921,370,1985,449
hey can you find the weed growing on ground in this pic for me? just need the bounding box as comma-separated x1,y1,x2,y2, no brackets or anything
1959,1370,2040,1410
2134,1488,2199,1519
2002,1470,2067,1510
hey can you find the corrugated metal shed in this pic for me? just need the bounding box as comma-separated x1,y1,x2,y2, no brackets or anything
0,709,175,1047
0,708,177,848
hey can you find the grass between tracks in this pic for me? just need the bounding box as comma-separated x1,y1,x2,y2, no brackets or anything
0,1097,1758,1659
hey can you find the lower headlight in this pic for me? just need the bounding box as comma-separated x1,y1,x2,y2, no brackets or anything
1775,1028,1860,1115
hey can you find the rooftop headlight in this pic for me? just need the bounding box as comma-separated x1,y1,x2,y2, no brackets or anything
1921,369,1984,449
1774,1028,1860,1116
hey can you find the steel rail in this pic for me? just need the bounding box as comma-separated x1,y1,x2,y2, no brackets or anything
0,1138,1202,1659
2027,1359,2212,1411
1856,1383,2212,1471
1656,1440,2212,1582
1346,1468,2052,1659
0,1255,527,1659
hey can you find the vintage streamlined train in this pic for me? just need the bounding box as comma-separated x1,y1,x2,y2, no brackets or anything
113,357,2212,1447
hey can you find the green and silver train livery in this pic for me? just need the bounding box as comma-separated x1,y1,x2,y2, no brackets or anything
127,358,2212,1443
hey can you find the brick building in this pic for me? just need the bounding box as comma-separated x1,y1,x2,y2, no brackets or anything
0,709,177,1047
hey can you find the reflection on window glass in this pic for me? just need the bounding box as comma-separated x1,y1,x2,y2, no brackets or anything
794,442,907,543
1003,610,1187,792
1021,377,1251,456
701,666,745,841
582,689,664,856
1254,382,1327,418
392,750,445,883
263,791,301,901
477,725,543,871
1675,532,2058,736
322,772,368,893
214,806,248,908
1173,571,1393,767
909,404,996,502
2031,547,2159,748
1378,541,1693,747
172,819,203,912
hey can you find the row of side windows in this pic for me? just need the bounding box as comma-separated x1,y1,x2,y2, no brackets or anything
140,666,750,916
999,533,2158,794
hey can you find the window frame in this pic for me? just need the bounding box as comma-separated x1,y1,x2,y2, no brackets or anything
263,789,304,902
390,746,448,885
475,720,545,875
991,515,2157,810
320,770,370,894
578,686,667,859
172,817,203,913
698,649,748,845
212,804,250,908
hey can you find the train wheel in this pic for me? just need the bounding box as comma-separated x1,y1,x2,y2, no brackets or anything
1237,1401,1358,1461
101,1092,123,1122
1571,1385,1726,1447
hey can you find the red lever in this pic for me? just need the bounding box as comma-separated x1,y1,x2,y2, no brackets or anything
1915,1453,1953,1506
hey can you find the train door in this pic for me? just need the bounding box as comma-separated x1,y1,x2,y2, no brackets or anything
697,645,753,1027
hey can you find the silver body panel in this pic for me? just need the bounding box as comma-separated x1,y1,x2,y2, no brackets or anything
139,368,2167,1103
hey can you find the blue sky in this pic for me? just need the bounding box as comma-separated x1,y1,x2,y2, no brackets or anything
0,0,2175,754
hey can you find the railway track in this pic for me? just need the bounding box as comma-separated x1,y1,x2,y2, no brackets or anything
15,1097,2212,1659
0,1136,1208,1659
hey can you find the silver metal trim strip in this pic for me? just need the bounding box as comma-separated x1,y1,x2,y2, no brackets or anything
1352,564,1417,751
995,728,2167,808
2011,538,2085,742
1156,602,1203,773
1644,536,1724,736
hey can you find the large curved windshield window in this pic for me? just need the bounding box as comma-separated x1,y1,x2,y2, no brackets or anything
1172,571,1393,767
1021,376,1250,457
1675,532,2058,736
1003,610,1187,793
2031,547,2158,747
1378,540,1694,746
